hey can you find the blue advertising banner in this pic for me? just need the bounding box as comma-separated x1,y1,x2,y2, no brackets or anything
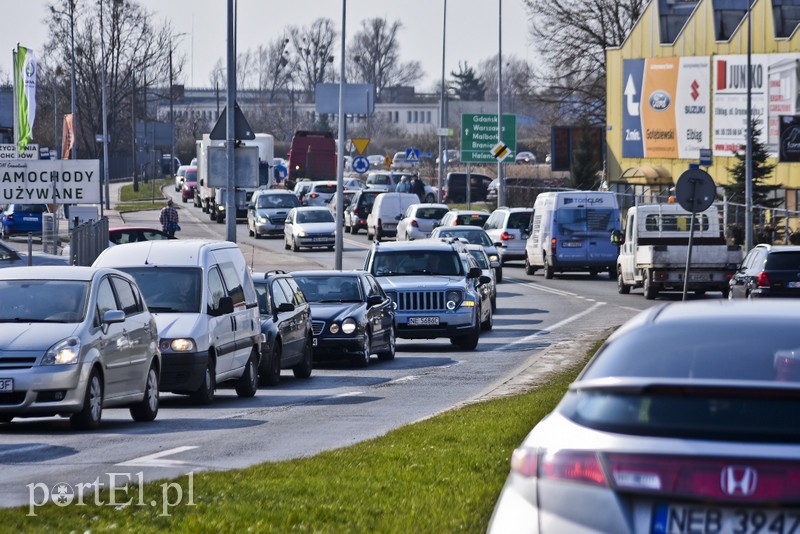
622,59,645,158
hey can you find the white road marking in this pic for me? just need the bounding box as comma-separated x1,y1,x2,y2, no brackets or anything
496,302,607,353
0,443,51,458
116,446,198,468
331,391,363,398
505,277,581,298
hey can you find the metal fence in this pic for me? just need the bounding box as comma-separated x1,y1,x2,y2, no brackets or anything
68,217,109,266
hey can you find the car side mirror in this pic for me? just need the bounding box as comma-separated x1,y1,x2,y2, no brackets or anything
395,214,403,221
468,267,482,279
248,203,255,209
479,275,492,286
277,302,295,313
367,295,384,307
214,296,234,316
199,179,204,186
102,309,125,325
493,242,502,247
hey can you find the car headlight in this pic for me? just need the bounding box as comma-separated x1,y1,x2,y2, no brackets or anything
258,216,269,223
160,338,197,352
445,290,463,310
329,323,340,334
42,336,81,365
298,231,308,237
341,318,357,334
218,205,225,211
489,255,499,262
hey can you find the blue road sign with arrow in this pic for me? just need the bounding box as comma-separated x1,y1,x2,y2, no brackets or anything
352,155,370,174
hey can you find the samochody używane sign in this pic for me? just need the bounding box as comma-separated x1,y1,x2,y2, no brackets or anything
0,159,101,203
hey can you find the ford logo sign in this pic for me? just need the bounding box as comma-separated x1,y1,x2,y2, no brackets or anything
649,91,671,111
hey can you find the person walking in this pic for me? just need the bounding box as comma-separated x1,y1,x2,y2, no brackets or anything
410,175,426,202
396,175,410,193
160,199,180,237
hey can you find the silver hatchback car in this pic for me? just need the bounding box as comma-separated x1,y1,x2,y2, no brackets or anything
0,266,160,429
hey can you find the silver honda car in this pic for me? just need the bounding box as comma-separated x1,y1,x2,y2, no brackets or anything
489,300,800,534
0,266,160,429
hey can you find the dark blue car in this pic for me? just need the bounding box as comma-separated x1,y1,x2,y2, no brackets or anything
1,204,50,239
251,271,313,386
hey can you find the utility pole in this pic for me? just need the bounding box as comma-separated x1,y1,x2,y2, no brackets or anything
437,0,448,203
132,67,138,192
497,0,506,208
225,0,236,242
335,0,347,271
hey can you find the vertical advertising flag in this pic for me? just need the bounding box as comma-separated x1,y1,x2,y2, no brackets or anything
14,46,37,153
62,114,74,160
640,57,680,159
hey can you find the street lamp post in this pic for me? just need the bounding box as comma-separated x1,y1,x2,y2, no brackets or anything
744,1,754,252
437,0,447,203
497,0,505,208
99,0,110,213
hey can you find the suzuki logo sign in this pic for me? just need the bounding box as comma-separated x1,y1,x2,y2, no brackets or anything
721,466,758,496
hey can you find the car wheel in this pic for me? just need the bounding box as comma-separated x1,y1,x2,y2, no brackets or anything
130,364,159,422
491,294,497,312
481,306,493,331
425,193,435,203
496,267,503,284
71,368,103,430
355,333,371,367
235,350,258,398
725,286,733,299
377,326,396,361
524,257,537,275
216,213,225,224
643,270,658,300
260,342,282,386
617,268,630,295
451,310,480,350
248,224,254,237
190,360,215,405
181,196,187,203
544,257,554,280
291,237,300,252
375,226,382,242
284,236,291,250
209,208,216,221
293,337,313,379
608,264,618,280
350,223,358,235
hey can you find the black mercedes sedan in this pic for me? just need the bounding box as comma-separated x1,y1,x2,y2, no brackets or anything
291,270,396,367
252,271,314,385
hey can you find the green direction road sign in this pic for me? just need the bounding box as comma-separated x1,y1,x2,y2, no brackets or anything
460,114,517,163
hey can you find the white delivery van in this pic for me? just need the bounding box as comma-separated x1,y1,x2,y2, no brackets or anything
366,192,420,241
524,191,622,279
93,240,262,404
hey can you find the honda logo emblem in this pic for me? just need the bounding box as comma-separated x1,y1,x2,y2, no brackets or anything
721,466,758,496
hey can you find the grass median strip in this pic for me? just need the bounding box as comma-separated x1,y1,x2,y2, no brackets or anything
115,202,167,213
119,178,174,202
5,351,595,532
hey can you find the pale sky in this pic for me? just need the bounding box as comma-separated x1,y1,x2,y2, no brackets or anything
0,0,534,90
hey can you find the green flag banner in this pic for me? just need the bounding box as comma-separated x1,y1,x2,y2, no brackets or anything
15,46,37,153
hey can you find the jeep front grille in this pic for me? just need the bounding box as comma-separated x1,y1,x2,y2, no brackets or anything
395,291,446,311
312,321,325,336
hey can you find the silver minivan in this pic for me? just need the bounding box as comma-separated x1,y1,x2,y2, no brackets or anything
93,240,262,404
0,266,161,429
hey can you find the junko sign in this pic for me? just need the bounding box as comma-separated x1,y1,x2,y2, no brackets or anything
0,159,100,203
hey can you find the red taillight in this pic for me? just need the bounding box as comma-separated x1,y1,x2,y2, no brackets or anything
453,220,458,226
5,214,12,221
540,450,607,487
511,448,539,478
757,271,771,288
310,193,319,199
550,237,557,255
501,231,514,241
411,220,419,228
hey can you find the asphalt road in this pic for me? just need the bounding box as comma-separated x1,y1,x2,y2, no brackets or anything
0,189,720,509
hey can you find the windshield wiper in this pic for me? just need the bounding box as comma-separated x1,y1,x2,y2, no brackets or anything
148,306,182,312
0,317,37,323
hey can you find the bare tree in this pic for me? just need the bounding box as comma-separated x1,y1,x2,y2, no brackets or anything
288,18,337,99
477,55,533,102
41,0,179,157
524,0,644,124
346,17,423,100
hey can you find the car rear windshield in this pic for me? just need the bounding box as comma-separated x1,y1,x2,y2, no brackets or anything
120,267,202,313
766,251,800,270
507,211,532,230
557,208,617,234
456,214,488,226
13,204,48,214
437,229,492,247
313,184,336,194
564,321,800,441
417,207,449,220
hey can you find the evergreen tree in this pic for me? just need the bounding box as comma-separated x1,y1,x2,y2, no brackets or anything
449,62,485,101
723,118,780,208
571,121,601,190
